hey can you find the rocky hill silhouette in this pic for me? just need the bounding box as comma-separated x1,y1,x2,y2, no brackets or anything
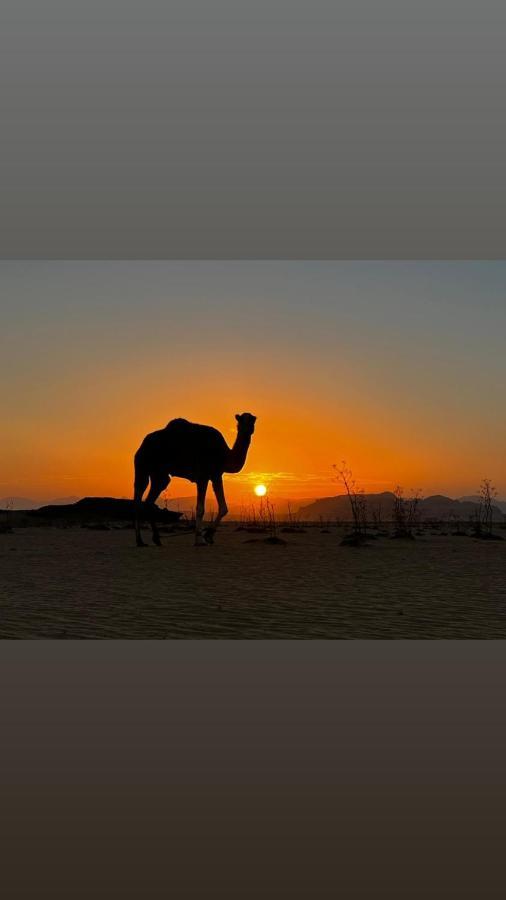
28,497,182,523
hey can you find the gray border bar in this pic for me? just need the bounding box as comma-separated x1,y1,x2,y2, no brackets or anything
2,641,506,897
2,1,506,258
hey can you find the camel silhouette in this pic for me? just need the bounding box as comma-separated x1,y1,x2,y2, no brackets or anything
134,413,256,546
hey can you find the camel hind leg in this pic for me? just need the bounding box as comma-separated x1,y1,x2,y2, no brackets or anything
203,475,228,544
195,479,209,546
134,467,150,547
145,471,171,546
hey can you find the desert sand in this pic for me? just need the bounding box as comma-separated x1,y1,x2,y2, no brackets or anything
1,525,506,638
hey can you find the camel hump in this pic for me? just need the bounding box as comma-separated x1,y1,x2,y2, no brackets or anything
165,417,191,430
164,418,228,455
165,418,223,443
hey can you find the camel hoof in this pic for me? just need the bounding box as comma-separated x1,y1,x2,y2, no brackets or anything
152,537,162,547
203,528,215,545
136,539,148,548
194,538,208,547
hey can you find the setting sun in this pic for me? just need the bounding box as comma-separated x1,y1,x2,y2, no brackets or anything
254,484,267,497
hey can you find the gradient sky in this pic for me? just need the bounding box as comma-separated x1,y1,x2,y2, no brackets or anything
2,261,506,504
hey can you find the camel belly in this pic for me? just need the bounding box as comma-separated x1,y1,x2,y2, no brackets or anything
168,464,197,482
167,463,222,483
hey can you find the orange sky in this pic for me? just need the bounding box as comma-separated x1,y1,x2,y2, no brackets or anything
2,261,506,504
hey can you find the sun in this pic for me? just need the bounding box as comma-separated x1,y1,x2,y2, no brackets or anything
254,484,267,497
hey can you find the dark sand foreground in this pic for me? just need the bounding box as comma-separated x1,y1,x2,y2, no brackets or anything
1,526,506,638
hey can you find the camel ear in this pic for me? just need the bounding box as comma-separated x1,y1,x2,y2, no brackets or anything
235,413,241,421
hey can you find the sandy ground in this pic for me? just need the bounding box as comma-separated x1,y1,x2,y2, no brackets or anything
1,525,506,638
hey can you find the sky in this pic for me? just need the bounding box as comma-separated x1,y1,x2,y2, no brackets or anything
2,261,506,504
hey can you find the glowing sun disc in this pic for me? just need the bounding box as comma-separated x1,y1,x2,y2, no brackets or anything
254,484,267,497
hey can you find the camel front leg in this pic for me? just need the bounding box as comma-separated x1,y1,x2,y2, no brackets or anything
195,479,209,546
203,475,228,544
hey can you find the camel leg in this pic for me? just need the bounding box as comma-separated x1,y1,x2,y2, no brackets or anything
195,479,209,546
145,471,171,546
134,467,150,547
203,475,228,544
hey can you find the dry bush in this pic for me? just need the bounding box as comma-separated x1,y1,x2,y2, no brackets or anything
236,503,266,533
259,497,278,538
281,501,306,534
333,461,369,545
473,478,502,540
333,462,368,536
243,498,286,545
392,486,422,539
0,498,14,534
371,502,383,531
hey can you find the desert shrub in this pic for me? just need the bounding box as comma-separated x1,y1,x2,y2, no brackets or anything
332,462,370,545
259,497,278,538
479,478,495,535
286,501,298,526
1,498,14,534
333,462,368,536
473,478,502,539
392,486,422,539
243,499,286,544
281,502,306,534
236,503,267,533
449,512,467,536
371,502,383,531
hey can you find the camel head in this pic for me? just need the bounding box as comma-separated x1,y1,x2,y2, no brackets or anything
235,412,257,436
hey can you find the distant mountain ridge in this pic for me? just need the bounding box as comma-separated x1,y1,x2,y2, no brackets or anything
165,496,309,517
0,495,80,510
0,496,38,510
459,495,506,514
298,492,506,523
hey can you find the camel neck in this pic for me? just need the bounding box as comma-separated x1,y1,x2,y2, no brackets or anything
225,430,251,474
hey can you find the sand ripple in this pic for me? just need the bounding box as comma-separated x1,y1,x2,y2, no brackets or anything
1,527,505,638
